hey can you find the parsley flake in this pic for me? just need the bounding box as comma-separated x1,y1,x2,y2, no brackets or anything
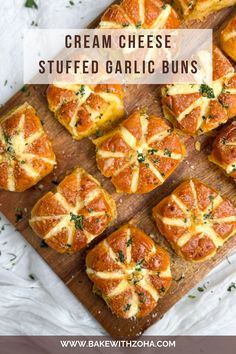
227,282,236,292
199,84,215,99
126,237,133,247
25,0,38,9
148,148,158,155
117,250,125,263
135,21,142,28
124,304,131,312
135,259,144,271
70,213,84,230
163,148,172,157
15,208,23,223
76,85,86,97
137,152,145,163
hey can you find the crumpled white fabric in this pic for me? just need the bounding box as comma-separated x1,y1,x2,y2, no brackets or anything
0,0,236,336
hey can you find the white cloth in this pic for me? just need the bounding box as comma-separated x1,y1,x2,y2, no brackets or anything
0,0,236,336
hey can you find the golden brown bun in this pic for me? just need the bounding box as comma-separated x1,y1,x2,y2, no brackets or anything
0,102,56,192
86,224,172,319
161,46,236,136
47,84,124,140
153,178,236,262
30,167,117,254
220,15,236,62
93,109,186,194
99,0,180,29
174,0,236,21
209,120,236,179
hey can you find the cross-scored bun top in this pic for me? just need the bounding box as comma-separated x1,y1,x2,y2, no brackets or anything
99,0,180,29
30,167,116,254
153,179,236,262
161,46,236,135
0,102,56,192
86,224,172,319
220,15,236,62
47,84,124,140
93,109,186,194
174,0,236,21
209,121,236,179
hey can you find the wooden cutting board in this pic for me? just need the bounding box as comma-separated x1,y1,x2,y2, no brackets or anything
0,3,236,339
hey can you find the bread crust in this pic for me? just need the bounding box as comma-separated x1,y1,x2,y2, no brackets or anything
161,46,236,136
47,84,124,140
174,0,236,21
220,15,236,62
93,109,186,194
0,102,56,192
99,0,180,29
209,120,236,179
86,223,172,319
153,178,236,262
30,167,117,254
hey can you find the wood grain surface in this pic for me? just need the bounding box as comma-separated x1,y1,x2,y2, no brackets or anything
0,4,236,339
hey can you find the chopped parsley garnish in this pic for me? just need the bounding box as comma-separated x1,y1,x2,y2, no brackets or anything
76,85,86,97
95,130,102,137
199,84,215,99
197,286,204,292
207,195,214,214
162,4,167,9
188,295,196,299
227,282,236,292
6,145,15,155
4,133,12,145
29,274,35,280
122,23,129,27
117,250,125,263
208,114,217,120
137,152,145,163
221,87,230,94
153,158,160,164
148,148,158,155
15,208,23,223
135,21,142,28
4,80,8,86
163,148,172,157
126,237,133,247
135,258,144,271
203,212,212,220
69,0,75,5
160,286,165,293
70,213,84,230
124,304,131,312
24,0,38,9
20,160,26,164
